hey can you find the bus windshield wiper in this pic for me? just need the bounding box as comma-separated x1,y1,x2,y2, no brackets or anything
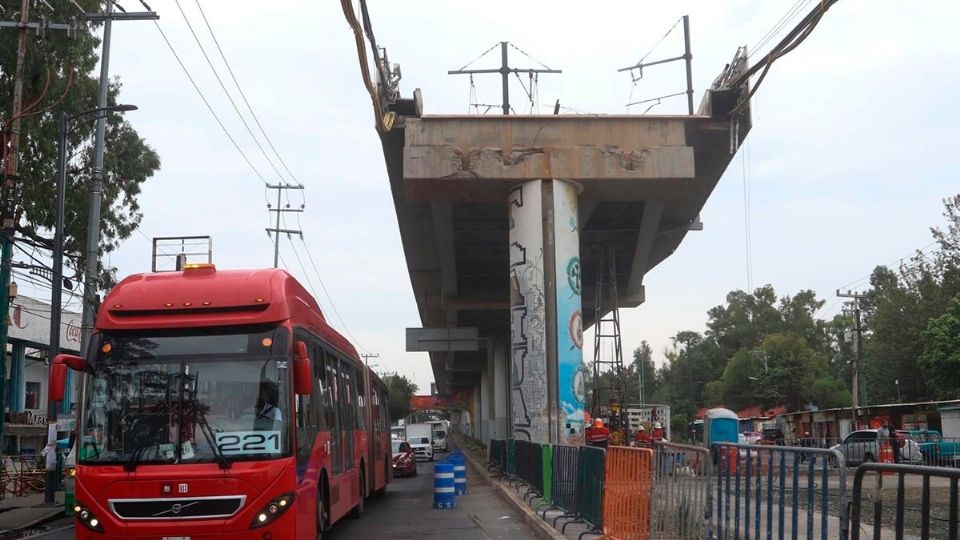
124,444,150,472
196,410,231,470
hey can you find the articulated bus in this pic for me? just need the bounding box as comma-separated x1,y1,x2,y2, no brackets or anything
49,265,390,539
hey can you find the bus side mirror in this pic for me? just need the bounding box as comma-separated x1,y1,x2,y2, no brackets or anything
50,363,67,402
49,354,91,402
294,340,312,396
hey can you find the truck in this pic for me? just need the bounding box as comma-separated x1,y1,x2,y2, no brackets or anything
426,420,449,453
405,424,434,461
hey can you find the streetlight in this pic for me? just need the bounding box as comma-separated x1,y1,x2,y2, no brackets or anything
44,104,137,506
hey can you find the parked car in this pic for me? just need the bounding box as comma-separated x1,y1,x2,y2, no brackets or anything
829,429,922,466
408,436,434,461
392,440,417,477
896,429,960,467
743,431,763,444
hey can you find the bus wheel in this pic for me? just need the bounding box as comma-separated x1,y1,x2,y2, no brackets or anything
350,468,366,518
317,477,330,538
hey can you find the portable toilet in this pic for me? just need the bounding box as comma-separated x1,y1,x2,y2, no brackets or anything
704,408,740,447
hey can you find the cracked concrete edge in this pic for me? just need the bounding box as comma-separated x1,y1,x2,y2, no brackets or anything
455,436,566,540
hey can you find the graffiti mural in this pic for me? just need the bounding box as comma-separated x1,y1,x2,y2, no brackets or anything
553,181,585,445
508,181,549,442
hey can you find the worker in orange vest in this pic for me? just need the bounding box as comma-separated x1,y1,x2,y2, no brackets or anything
585,418,610,449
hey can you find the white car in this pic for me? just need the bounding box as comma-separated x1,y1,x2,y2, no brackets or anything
828,429,923,466
409,436,434,461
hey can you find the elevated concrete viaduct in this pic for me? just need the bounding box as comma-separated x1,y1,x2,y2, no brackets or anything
378,61,751,446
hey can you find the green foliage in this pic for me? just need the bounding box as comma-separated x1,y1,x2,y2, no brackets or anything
383,374,418,423
1,0,160,289
861,195,960,403
920,295,960,398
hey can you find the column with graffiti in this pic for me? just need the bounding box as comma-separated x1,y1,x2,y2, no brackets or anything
508,180,584,444
509,181,548,442
553,180,585,445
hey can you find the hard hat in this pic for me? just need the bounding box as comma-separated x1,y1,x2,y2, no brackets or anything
593,418,603,427
653,422,662,429
638,425,646,431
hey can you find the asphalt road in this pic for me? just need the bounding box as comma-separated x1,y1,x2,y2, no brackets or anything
32,449,533,539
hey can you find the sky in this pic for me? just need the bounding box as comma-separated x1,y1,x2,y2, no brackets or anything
23,0,958,394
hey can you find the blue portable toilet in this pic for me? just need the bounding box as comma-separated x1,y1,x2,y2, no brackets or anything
704,408,739,447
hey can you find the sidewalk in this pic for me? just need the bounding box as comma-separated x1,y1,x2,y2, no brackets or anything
0,492,65,536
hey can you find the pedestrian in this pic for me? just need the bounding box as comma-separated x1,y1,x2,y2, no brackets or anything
890,426,903,464
585,418,610,449
877,423,892,463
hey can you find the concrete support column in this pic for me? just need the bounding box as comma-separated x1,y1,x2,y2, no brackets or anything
9,342,25,412
508,180,585,444
479,358,489,443
489,339,509,439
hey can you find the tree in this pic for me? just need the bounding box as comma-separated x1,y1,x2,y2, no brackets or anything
920,295,960,398
629,341,657,404
383,374,418,423
1,0,160,289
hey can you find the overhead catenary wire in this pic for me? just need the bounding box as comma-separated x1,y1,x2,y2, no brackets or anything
152,20,271,200
191,0,303,196
171,0,288,187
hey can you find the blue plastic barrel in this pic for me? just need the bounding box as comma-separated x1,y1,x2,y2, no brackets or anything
451,456,467,495
433,462,456,509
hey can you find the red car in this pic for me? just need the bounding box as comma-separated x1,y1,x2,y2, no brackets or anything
393,440,417,477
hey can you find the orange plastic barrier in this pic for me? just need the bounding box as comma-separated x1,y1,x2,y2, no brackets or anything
602,446,653,540
879,443,895,476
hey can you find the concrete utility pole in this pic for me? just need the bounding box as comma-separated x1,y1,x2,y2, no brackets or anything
264,184,304,268
0,0,31,459
361,353,380,368
78,1,158,356
838,289,866,426
448,42,561,115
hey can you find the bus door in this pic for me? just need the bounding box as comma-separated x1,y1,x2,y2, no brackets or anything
340,362,355,471
324,352,343,476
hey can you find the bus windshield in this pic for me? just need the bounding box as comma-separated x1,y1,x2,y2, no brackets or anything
79,326,291,466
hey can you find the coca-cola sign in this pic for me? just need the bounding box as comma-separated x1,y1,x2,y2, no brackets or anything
6,295,82,352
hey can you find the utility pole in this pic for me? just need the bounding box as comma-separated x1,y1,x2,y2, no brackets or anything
448,42,561,115
77,0,158,359
361,353,380,368
838,289,866,427
0,0,31,461
264,184,304,268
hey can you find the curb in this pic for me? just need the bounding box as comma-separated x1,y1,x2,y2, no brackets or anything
456,437,566,540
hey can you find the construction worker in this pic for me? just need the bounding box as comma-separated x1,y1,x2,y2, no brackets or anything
652,422,667,442
633,425,653,448
585,418,610,449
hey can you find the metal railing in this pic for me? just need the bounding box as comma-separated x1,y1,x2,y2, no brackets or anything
712,442,849,540
651,441,712,539
851,462,960,540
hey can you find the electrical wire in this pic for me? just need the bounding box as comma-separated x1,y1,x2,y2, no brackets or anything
454,42,500,72
294,231,369,354
192,0,303,195
750,0,812,56
741,141,754,292
727,0,839,115
172,0,287,186
152,20,271,196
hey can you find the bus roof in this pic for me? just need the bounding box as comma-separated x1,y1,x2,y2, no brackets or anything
98,267,360,361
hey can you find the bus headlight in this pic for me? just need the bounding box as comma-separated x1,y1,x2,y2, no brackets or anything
74,503,104,532
249,492,295,529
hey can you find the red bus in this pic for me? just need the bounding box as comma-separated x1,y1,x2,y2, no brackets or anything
49,265,390,539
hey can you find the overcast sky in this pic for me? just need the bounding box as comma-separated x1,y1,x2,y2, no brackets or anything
38,0,956,393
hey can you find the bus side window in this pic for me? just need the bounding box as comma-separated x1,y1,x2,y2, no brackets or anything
312,343,328,431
